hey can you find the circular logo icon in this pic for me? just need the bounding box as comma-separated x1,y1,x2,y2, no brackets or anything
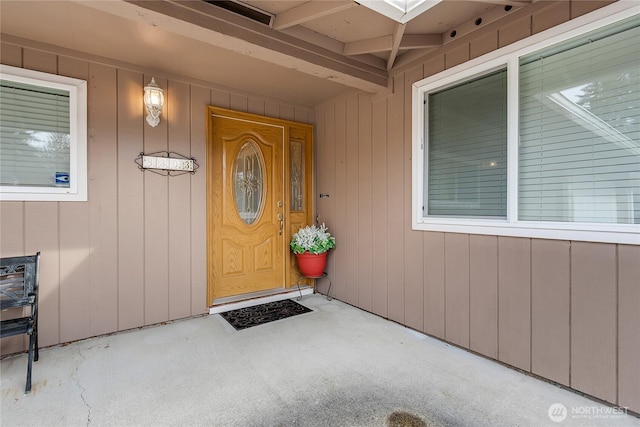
548,403,568,423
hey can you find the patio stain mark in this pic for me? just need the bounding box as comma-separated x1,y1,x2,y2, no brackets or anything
387,411,428,427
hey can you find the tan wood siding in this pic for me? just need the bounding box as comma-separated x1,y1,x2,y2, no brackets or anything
618,245,640,411
315,0,637,412
403,66,425,332
371,100,388,318
444,233,470,349
469,235,498,359
498,237,531,372
423,232,445,340
345,94,360,307
531,239,571,386
2,0,636,414
334,98,347,302
89,63,120,337
190,86,210,316
386,74,405,325
571,242,617,404
116,69,145,330
1,42,314,353
357,94,374,313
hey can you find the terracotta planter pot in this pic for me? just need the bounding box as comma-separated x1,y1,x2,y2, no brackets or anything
295,251,328,277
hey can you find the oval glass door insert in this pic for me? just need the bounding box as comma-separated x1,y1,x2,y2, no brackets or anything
233,141,264,225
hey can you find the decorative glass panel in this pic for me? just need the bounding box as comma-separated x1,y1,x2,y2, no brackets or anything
290,139,304,210
233,141,264,225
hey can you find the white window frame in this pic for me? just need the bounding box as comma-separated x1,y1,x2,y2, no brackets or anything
0,65,87,201
412,2,640,245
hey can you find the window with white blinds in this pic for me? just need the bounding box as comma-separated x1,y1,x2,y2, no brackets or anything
1,81,71,188
519,20,640,224
427,69,507,218
0,65,87,201
412,3,639,244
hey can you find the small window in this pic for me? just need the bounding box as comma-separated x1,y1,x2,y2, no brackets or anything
0,65,87,201
426,69,507,218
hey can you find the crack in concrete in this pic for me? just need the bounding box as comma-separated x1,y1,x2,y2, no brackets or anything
73,346,91,426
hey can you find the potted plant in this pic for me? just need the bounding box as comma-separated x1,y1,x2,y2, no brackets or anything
290,223,336,277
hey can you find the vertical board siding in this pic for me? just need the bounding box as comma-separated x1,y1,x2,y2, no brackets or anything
498,16,532,47
334,99,347,301
498,237,531,372
117,69,146,331
190,85,210,316
469,235,498,359
444,233,470,349
618,245,640,410
143,75,170,326
571,242,617,404
532,1,570,34
357,94,373,313
423,232,445,339
2,0,636,414
403,67,425,332
1,44,315,354
386,75,405,325
24,203,61,348
312,0,636,413
531,239,570,386
370,100,388,318
168,81,193,321
345,94,360,306
88,63,119,337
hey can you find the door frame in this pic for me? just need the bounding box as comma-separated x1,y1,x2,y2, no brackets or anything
206,106,314,306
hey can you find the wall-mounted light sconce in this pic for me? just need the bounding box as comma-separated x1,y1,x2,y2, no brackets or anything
143,77,164,127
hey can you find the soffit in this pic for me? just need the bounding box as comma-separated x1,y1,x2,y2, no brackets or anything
0,0,531,106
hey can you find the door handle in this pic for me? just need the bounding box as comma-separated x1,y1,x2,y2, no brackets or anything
277,212,284,235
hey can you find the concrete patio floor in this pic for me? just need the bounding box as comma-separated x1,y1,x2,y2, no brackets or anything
2,295,639,427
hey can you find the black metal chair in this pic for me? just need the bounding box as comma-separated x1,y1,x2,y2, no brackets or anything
0,253,40,393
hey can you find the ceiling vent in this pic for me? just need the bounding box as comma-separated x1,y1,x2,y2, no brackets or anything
203,1,274,26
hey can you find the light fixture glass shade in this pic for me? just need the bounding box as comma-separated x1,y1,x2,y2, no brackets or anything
358,0,441,23
144,77,164,127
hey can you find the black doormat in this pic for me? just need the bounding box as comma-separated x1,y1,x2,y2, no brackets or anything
219,299,312,330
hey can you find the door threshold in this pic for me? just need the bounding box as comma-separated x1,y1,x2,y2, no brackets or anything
209,286,314,314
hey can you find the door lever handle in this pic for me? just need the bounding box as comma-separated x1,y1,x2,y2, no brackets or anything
277,212,284,235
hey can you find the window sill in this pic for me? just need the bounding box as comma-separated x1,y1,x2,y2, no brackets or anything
413,218,639,245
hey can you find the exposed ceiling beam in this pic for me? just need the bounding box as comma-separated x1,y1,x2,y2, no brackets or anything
399,34,442,50
82,0,388,93
462,0,531,5
273,1,357,30
387,23,406,71
343,35,393,56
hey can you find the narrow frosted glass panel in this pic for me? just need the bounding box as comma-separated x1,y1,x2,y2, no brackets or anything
290,139,304,211
0,80,71,187
519,20,640,224
233,141,264,225
426,69,507,217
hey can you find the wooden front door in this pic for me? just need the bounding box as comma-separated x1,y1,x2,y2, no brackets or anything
207,111,285,302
